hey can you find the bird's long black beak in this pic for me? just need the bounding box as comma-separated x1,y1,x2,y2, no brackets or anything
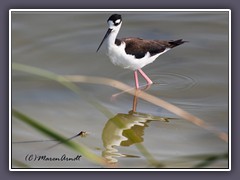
96,28,112,52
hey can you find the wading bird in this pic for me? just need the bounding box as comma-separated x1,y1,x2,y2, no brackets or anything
97,14,187,89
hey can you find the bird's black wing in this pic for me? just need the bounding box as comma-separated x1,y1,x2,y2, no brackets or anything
120,38,168,59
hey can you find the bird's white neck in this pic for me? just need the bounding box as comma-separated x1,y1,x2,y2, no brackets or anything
107,23,122,46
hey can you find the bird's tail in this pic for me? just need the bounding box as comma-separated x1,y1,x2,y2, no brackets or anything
169,39,188,48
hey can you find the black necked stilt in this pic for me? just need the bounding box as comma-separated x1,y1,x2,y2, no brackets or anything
97,14,187,89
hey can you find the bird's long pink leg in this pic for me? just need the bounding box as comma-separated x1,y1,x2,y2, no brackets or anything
138,69,153,85
134,71,140,89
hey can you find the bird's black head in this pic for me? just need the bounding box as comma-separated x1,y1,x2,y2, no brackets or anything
107,14,122,26
96,14,122,52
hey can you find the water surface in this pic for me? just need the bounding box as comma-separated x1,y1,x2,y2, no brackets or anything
11,10,229,169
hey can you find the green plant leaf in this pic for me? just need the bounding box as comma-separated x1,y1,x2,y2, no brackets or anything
12,109,107,166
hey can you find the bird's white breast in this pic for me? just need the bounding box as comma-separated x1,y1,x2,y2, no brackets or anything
106,42,169,71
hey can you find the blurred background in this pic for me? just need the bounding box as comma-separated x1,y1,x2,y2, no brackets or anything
11,11,229,168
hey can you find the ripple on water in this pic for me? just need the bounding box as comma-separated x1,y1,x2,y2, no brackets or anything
151,72,197,92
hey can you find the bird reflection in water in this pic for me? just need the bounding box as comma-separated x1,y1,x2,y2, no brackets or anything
102,89,173,164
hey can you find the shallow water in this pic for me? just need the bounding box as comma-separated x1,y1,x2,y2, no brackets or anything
11,10,229,169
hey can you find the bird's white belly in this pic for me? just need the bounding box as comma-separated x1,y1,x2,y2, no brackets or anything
106,43,169,71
